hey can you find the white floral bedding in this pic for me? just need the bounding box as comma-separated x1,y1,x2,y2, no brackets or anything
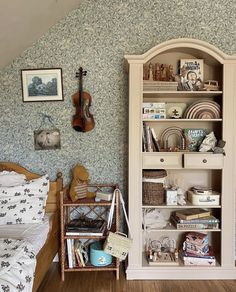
0,238,36,292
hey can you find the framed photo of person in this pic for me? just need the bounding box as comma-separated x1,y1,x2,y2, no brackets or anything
21,68,64,102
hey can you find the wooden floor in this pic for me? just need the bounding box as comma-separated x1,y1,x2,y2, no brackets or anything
37,263,236,292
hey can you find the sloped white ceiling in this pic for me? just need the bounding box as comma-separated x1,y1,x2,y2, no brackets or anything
0,0,81,69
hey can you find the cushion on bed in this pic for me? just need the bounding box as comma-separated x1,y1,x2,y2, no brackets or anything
0,175,49,225
0,171,27,187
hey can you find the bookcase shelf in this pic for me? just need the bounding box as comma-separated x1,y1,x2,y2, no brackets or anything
144,227,221,232
125,38,236,279
143,119,222,122
60,184,120,280
143,90,223,97
142,204,222,209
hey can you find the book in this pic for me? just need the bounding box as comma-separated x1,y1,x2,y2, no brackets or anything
74,249,82,267
179,59,204,91
174,215,219,224
182,253,216,266
181,248,216,266
66,218,105,231
71,238,76,267
175,208,211,220
66,238,73,268
74,243,85,267
66,218,106,236
183,128,207,152
66,230,105,236
142,127,147,152
170,215,219,230
150,128,160,151
182,246,215,259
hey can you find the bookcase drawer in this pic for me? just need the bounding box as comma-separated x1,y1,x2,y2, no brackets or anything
143,153,182,169
184,153,224,169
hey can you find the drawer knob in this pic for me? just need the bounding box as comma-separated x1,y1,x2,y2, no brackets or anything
202,159,207,163
160,158,164,162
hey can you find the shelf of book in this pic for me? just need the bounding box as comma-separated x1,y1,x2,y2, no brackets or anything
60,184,120,280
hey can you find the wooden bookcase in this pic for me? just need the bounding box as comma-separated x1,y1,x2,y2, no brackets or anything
60,184,120,280
125,38,236,279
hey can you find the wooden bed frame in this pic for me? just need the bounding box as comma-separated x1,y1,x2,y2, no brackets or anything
0,162,63,292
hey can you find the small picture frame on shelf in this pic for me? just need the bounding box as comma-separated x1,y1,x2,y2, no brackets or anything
166,103,187,119
34,129,61,150
21,68,63,102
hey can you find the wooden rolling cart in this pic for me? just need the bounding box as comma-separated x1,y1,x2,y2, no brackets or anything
60,184,120,280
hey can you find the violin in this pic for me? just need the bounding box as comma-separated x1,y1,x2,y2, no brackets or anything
72,67,95,132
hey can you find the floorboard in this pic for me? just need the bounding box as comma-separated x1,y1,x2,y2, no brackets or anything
37,263,236,292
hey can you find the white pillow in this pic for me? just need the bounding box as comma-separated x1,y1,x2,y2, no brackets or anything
0,171,27,187
0,174,49,225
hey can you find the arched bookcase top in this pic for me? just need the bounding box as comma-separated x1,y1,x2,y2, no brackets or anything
125,38,236,64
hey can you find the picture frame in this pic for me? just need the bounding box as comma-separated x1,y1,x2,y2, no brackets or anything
21,68,63,102
165,102,187,119
34,129,61,150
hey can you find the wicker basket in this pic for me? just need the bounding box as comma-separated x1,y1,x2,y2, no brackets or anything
142,169,167,205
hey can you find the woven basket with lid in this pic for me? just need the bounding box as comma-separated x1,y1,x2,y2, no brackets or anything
142,169,167,205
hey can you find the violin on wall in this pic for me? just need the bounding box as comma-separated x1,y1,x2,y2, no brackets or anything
72,67,95,132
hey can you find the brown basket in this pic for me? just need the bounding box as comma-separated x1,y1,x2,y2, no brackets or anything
142,170,167,205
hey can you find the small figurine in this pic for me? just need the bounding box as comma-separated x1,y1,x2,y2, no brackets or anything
161,64,167,81
143,64,147,80
154,63,160,81
168,64,175,81
148,63,154,81
203,80,219,91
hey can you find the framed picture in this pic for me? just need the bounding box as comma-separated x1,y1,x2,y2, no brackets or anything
21,68,63,102
34,129,61,150
165,102,187,119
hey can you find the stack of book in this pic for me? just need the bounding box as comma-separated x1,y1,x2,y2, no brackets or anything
66,218,107,236
181,232,216,266
181,247,216,266
143,80,178,91
171,208,219,230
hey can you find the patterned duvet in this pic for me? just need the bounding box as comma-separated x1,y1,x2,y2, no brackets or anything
0,238,36,292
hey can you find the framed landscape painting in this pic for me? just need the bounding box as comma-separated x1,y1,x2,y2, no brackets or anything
21,68,63,102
